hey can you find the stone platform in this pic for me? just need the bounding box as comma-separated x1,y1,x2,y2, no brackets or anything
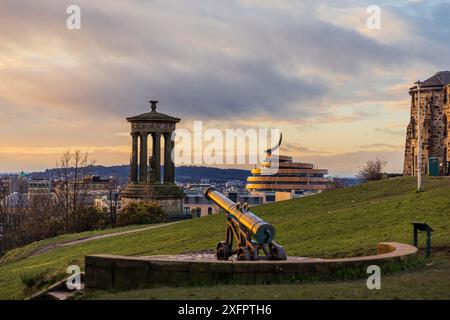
120,183,185,217
120,183,184,200
85,242,418,290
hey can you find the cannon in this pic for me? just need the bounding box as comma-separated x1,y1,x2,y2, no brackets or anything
204,187,287,261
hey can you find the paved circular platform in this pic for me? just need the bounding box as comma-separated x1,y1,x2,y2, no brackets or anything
143,253,315,262
85,242,418,290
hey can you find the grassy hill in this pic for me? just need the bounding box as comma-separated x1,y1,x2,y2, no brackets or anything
0,176,449,299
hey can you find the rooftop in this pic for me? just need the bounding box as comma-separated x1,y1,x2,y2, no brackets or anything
411,71,450,89
127,101,181,123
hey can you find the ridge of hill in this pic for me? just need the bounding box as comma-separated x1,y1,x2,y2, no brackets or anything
24,165,251,184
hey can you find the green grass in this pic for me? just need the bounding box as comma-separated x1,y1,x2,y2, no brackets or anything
0,224,162,266
0,176,449,300
84,252,450,300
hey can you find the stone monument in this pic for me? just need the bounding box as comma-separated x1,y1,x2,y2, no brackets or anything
120,100,185,218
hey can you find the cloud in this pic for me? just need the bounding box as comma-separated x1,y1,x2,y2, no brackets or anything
359,143,404,150
374,127,406,137
0,0,439,122
283,142,331,155
0,0,448,173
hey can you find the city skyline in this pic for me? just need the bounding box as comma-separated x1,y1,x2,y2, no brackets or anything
1,0,450,176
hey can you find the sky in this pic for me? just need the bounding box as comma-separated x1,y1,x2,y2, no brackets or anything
0,0,449,176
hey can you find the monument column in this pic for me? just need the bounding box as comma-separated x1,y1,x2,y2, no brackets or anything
131,132,138,183
152,132,161,183
164,133,170,183
164,132,174,183
169,135,175,182
139,133,148,183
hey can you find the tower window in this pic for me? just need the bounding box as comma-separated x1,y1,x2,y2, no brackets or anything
410,117,416,139
444,116,448,137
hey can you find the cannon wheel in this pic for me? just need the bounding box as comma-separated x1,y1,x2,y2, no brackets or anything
216,241,231,260
237,247,251,261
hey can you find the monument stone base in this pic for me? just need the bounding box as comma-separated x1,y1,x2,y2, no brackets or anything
120,183,187,219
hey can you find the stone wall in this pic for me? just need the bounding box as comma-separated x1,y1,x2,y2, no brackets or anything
403,85,450,176
84,243,418,290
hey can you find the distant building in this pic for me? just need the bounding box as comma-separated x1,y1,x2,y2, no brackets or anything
28,179,52,194
80,175,113,192
246,138,331,203
2,192,28,208
1,174,28,195
224,191,263,206
404,71,450,176
184,183,215,194
236,193,263,206
183,194,219,217
183,182,262,217
225,191,240,203
224,180,244,191
0,180,8,199
55,175,115,208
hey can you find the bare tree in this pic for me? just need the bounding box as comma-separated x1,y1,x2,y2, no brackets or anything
0,150,105,254
27,193,61,240
0,190,30,253
357,157,387,182
55,150,71,231
54,149,95,232
0,191,63,254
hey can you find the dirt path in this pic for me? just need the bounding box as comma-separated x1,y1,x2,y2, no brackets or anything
30,221,184,257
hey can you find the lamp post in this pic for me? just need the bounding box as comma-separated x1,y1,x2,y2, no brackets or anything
415,80,423,191
108,176,118,228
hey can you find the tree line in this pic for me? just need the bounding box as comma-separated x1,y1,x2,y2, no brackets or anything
0,150,165,255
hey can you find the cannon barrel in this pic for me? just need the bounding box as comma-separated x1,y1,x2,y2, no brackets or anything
204,187,275,244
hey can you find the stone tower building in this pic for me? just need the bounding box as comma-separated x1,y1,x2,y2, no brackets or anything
403,71,450,176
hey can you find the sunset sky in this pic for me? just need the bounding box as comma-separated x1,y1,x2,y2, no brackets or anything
1,0,449,176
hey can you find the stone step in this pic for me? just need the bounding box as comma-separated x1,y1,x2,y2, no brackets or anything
46,283,85,300
29,273,85,300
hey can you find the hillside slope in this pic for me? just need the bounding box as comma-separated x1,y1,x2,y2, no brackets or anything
0,177,449,299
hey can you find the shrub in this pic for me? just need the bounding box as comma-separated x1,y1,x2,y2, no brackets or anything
21,268,65,294
356,157,387,182
117,202,166,226
77,207,110,231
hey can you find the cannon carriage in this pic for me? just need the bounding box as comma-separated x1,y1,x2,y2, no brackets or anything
204,187,287,261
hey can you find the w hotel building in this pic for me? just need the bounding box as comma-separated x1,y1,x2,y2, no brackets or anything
246,153,331,203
